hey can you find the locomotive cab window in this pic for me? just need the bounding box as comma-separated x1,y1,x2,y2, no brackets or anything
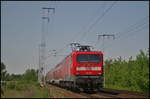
77,54,100,63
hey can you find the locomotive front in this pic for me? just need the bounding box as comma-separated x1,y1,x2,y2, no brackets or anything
45,44,104,92
72,51,103,91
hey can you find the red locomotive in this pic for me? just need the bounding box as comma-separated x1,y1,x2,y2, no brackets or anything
45,43,104,91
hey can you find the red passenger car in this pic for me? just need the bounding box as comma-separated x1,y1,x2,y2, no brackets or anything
46,45,103,91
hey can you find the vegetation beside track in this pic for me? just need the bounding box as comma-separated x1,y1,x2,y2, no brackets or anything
105,49,149,94
1,81,50,98
1,63,50,98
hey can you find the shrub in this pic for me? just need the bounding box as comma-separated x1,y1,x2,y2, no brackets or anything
7,82,16,90
105,50,149,93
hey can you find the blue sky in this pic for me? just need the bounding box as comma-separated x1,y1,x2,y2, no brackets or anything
1,1,149,74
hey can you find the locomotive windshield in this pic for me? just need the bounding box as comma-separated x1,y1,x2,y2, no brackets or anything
77,54,100,63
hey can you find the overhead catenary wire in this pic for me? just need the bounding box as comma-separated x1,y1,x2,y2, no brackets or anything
104,23,148,59
94,16,148,48
71,2,107,42
93,15,148,60
121,23,148,40
54,1,116,55
103,16,149,49
53,2,109,55
116,16,148,38
78,1,117,43
118,22,148,39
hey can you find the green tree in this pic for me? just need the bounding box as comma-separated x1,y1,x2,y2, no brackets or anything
105,49,149,93
23,69,38,82
1,62,9,81
8,73,23,81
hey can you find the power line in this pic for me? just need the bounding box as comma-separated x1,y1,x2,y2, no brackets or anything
71,2,107,42
94,16,148,57
53,2,110,55
94,12,148,49
122,23,148,40
104,24,148,59
104,17,148,48
55,2,117,56
117,16,148,39
79,1,117,43
118,22,148,39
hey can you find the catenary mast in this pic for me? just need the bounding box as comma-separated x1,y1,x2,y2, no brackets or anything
38,7,55,84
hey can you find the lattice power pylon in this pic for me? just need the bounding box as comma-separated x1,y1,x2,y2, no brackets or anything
38,7,55,83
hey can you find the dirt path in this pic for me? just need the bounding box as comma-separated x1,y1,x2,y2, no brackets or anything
47,84,87,98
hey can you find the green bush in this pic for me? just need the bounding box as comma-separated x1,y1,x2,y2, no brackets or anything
105,50,149,93
7,82,16,90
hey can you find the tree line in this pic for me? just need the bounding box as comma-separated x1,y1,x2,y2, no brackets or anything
1,62,38,82
105,49,149,93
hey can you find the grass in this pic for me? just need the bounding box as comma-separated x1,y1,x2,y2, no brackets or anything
1,81,70,98
48,85,68,98
1,81,51,98
105,84,134,91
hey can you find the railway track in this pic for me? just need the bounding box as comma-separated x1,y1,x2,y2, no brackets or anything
80,88,149,98
46,84,149,98
98,88,149,98
79,92,117,98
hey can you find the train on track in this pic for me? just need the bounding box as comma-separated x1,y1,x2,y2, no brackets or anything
45,43,104,91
